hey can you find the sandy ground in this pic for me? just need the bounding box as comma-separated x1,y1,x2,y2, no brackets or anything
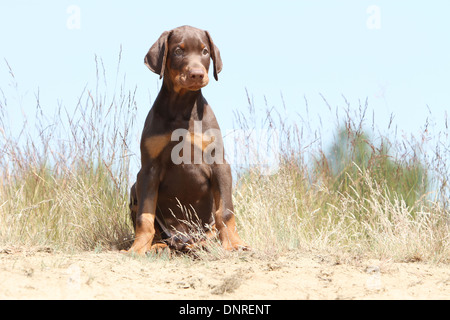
1,246,449,300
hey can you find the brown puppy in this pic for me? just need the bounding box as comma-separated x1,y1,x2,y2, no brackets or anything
123,26,246,255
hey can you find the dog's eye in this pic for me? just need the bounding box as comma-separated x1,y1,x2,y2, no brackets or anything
202,48,209,56
174,48,184,56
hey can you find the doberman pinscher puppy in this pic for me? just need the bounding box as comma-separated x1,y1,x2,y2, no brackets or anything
123,25,246,255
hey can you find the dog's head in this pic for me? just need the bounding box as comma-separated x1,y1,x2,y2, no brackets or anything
145,25,222,93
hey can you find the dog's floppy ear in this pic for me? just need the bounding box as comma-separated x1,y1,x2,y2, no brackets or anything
144,30,172,79
205,31,223,81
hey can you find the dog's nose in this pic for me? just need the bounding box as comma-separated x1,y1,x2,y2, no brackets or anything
189,69,205,80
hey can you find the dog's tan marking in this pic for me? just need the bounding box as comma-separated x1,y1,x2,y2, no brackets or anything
190,132,214,151
145,134,172,159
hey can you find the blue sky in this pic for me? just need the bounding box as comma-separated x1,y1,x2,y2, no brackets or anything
1,1,449,166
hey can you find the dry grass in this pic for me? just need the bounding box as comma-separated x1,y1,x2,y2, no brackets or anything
0,59,135,251
234,165,449,262
232,93,450,263
0,61,449,263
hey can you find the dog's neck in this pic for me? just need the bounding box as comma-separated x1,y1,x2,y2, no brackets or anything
154,81,205,121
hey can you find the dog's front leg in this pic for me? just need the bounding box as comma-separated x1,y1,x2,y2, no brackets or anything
211,163,247,251
122,164,160,255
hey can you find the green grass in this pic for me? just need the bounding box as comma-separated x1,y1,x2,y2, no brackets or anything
1,63,449,263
